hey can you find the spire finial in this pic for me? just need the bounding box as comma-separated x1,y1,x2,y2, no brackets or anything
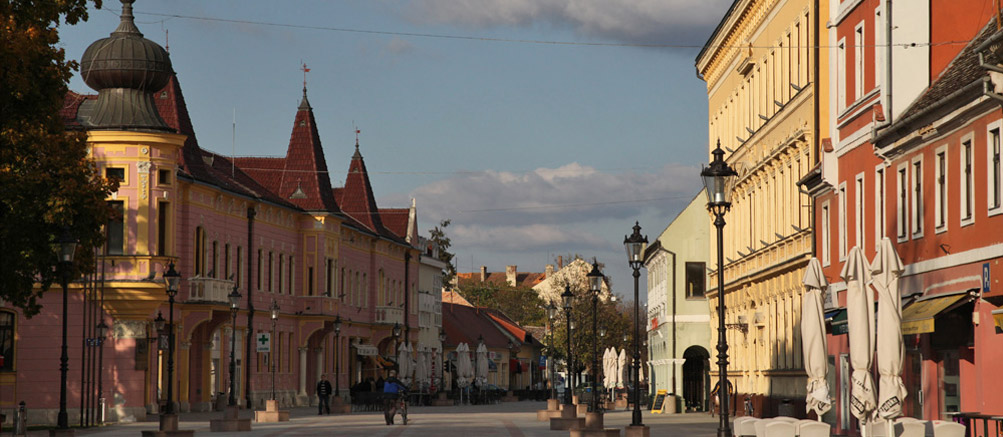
298,62,312,110
113,0,143,37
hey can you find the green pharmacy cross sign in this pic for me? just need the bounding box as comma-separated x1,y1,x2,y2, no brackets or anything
256,333,271,353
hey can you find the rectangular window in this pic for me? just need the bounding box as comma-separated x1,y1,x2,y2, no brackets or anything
224,243,231,281
935,148,947,231
211,241,218,278
961,137,974,224
268,252,274,292
838,183,847,259
855,174,865,249
289,256,295,295
308,266,314,296
855,22,865,99
912,159,924,237
105,167,126,184
821,201,831,266
106,201,125,255
257,249,263,291
326,259,334,297
837,39,847,111
340,267,346,302
157,201,168,257
278,254,284,294
898,166,909,239
236,246,242,288
158,169,171,186
685,262,706,299
990,126,1002,211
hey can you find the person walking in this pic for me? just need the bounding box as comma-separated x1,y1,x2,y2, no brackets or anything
316,375,333,415
383,371,406,425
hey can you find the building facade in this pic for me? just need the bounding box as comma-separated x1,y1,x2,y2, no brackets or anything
696,0,830,416
645,190,713,413
6,4,430,425
801,0,1003,431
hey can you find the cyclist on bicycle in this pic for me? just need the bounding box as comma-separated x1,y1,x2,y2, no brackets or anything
383,371,407,425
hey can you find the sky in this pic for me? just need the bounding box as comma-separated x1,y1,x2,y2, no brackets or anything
58,0,732,300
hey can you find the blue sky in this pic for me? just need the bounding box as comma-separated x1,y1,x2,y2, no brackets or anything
59,0,731,299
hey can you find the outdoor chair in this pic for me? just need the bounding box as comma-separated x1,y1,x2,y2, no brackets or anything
797,421,831,437
932,421,965,437
734,416,753,435
894,419,927,437
765,420,797,437
774,416,800,424
755,418,770,437
737,417,760,437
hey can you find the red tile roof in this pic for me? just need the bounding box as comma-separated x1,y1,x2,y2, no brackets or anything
441,303,513,348
276,92,340,212
380,208,410,240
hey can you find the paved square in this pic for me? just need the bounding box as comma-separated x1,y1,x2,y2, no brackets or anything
44,402,720,437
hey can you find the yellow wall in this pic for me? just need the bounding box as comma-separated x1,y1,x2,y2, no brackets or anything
697,0,829,398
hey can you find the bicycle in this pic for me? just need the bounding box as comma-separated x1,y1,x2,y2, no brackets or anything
384,390,408,425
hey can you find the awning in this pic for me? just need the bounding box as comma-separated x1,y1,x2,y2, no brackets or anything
992,308,1003,331
901,293,968,335
826,309,848,335
352,343,379,356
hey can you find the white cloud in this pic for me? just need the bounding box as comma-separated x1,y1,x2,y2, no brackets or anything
385,37,416,55
452,223,609,251
403,0,733,46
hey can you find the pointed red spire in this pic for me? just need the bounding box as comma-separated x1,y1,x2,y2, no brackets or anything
340,142,386,234
280,86,338,212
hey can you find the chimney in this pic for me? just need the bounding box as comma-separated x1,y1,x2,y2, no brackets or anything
558,255,563,269
480,266,487,282
506,265,517,286
545,264,554,278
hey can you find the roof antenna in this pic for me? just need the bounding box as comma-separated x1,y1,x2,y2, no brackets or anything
165,27,169,53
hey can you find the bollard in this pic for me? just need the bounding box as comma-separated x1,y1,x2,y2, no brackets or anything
12,401,26,436
98,397,106,424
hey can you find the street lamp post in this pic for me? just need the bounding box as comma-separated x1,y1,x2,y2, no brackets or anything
54,228,77,430
392,322,401,364
228,287,242,407
333,316,342,397
270,300,279,400
586,260,604,414
624,222,648,426
545,303,558,401
561,285,574,406
162,262,181,415
701,141,738,437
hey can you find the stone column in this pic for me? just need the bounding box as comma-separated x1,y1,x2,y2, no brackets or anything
298,347,308,398
179,340,191,411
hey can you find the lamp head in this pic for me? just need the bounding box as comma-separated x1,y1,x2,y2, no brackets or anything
163,261,181,297
55,227,78,264
623,222,648,268
701,140,738,214
561,285,574,310
438,329,447,343
270,300,280,320
333,315,342,334
586,258,603,297
545,302,558,320
227,287,241,310
154,311,166,333
95,320,109,338
392,322,401,338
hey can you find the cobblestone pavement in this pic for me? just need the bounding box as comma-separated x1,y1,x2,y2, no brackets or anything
34,402,720,437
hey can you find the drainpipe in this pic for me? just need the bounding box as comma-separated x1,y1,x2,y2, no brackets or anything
244,206,256,408
405,252,411,342
812,0,821,258
872,0,894,156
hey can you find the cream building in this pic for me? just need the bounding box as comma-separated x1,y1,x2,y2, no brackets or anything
695,0,829,414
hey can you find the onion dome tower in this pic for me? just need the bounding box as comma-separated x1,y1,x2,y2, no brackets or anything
80,0,173,131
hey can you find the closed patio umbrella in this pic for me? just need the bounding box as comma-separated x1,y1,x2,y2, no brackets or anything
842,246,876,434
397,342,412,386
457,343,473,388
872,238,906,422
605,348,615,389
617,348,628,389
475,342,489,387
416,347,429,388
801,257,831,419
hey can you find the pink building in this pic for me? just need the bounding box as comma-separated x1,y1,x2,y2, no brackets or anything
5,2,425,425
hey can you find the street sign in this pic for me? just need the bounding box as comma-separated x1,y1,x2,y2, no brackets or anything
256,332,270,353
984,263,991,293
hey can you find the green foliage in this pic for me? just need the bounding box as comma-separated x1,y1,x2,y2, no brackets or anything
1,0,116,316
428,219,455,284
458,282,546,327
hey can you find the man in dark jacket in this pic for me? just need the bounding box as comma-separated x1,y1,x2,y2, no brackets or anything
316,375,333,415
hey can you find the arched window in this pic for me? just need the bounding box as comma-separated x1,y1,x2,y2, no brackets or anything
194,226,206,276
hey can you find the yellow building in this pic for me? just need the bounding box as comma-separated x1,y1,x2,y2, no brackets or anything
695,0,829,414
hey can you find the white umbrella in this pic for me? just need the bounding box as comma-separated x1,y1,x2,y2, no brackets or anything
475,342,489,387
872,238,906,421
397,342,412,386
604,348,615,389
801,257,832,419
613,348,621,388
842,246,876,431
456,343,473,388
416,347,429,387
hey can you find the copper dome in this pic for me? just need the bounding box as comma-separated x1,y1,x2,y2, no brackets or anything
79,0,173,131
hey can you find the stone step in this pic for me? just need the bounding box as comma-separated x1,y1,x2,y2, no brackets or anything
550,417,587,430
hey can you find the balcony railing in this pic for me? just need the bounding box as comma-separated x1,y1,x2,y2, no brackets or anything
186,276,234,304
375,306,404,325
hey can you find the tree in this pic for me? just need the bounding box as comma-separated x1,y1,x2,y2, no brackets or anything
1,0,116,316
428,219,456,284
457,282,546,327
